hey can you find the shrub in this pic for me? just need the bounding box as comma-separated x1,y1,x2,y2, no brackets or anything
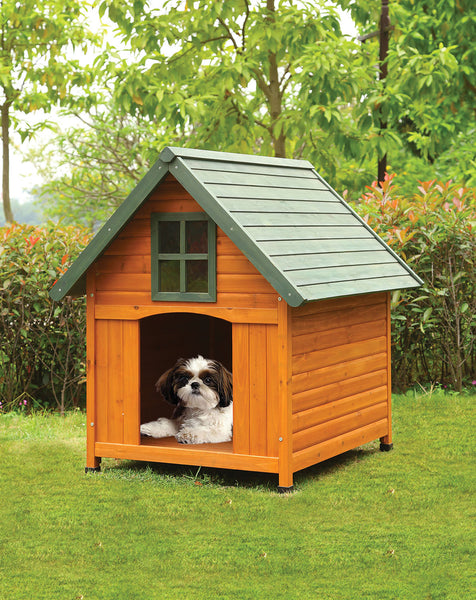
0,222,90,412
349,176,476,391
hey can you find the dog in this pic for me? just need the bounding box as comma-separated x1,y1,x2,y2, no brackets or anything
140,356,233,444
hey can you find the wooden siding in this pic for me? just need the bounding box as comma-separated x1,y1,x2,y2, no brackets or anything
94,319,140,446
93,174,278,310
290,292,390,471
232,323,280,458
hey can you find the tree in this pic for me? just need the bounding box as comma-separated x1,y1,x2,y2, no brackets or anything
0,0,99,222
32,103,169,228
97,0,376,190
342,0,476,182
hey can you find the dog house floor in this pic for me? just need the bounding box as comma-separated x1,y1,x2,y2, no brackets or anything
140,436,234,453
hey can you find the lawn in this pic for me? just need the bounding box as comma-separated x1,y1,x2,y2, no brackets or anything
0,391,474,600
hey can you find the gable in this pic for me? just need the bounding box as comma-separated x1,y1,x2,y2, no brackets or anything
50,147,422,305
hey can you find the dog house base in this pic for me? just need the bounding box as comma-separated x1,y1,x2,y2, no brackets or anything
277,486,294,494
379,442,394,452
85,466,101,473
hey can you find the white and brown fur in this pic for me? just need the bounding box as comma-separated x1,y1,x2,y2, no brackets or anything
140,356,233,444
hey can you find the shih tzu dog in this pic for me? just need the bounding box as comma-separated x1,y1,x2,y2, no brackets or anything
140,356,233,444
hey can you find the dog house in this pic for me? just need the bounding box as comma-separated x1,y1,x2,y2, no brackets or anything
50,147,422,490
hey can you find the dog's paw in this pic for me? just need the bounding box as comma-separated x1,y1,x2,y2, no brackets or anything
140,423,155,437
176,429,201,445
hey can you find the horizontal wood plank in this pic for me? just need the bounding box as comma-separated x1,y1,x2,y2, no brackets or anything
292,419,388,473
291,292,387,317
292,353,388,395
292,319,386,354
293,386,388,433
276,250,395,271
259,237,383,256
233,212,357,227
95,290,278,309
187,159,316,178
289,262,407,286
291,302,386,336
293,402,388,452
292,369,388,413
292,336,387,375
223,198,349,213
95,440,279,473
95,304,278,324
248,225,373,241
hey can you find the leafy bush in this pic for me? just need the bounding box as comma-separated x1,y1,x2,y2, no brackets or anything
0,223,90,412
350,176,476,391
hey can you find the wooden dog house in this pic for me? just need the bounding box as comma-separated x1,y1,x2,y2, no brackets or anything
50,147,422,490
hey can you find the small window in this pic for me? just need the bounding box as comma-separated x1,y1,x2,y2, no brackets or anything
151,213,216,302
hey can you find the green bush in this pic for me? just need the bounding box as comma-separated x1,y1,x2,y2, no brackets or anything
350,176,476,391
0,222,90,412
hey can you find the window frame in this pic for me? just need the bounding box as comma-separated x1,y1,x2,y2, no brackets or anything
151,212,216,302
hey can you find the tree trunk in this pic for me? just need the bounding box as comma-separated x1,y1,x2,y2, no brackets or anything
266,0,286,158
1,102,14,223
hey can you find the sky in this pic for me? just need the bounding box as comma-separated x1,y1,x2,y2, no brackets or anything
8,5,358,206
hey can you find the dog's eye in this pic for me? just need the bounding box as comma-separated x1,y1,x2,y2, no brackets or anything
203,376,213,386
178,375,189,387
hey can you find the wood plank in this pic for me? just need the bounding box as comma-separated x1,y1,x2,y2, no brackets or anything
266,325,280,458
232,323,250,455
207,184,332,201
292,419,388,473
96,272,150,292
217,254,261,276
292,336,387,375
95,290,278,309
197,169,324,189
291,302,386,337
381,292,393,446
276,250,394,271
217,273,276,294
293,319,386,354
259,237,383,256
299,275,419,301
86,271,99,469
293,386,388,433
95,320,109,443
277,299,293,488
292,353,387,395
234,212,357,227
116,218,150,238
96,255,151,275
292,369,388,414
289,263,408,286
135,197,204,218
249,325,268,456
95,304,278,324
223,198,349,213
291,292,387,317
107,320,124,444
293,402,388,452
249,225,373,241
104,237,150,256
123,321,140,445
187,160,316,178
95,441,279,473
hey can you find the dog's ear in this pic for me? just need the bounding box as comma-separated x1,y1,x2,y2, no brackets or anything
155,366,180,405
215,362,233,407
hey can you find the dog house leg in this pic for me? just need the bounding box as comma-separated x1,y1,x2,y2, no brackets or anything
85,457,101,473
380,435,393,452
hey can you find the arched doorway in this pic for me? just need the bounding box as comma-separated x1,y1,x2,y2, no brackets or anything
139,313,232,424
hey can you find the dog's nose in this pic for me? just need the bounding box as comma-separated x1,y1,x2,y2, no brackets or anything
191,381,200,391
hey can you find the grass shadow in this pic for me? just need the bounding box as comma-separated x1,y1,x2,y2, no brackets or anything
98,441,381,492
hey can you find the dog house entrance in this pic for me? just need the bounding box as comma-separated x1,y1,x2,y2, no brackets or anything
139,313,232,439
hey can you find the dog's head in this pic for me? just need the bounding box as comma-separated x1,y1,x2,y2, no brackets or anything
156,356,233,411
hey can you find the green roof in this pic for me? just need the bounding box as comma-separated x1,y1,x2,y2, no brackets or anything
50,147,422,307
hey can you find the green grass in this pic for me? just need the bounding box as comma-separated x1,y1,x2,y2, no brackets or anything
0,393,474,600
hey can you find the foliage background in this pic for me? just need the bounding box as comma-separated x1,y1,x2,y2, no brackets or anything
0,223,89,412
